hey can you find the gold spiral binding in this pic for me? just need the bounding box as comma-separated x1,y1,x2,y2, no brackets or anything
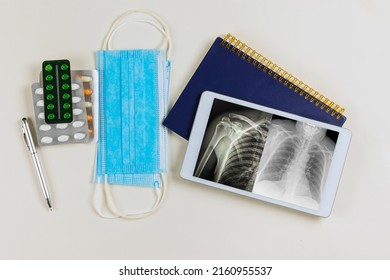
222,34,345,119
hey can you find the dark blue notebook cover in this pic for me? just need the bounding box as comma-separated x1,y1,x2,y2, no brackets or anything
163,36,346,140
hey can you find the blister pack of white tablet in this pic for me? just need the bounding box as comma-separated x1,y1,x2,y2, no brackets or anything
31,78,89,146
31,65,99,146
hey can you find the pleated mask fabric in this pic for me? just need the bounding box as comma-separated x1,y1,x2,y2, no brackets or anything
95,49,170,187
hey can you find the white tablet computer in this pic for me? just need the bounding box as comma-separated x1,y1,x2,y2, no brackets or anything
181,91,352,217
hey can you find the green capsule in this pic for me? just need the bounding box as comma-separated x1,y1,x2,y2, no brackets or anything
45,75,54,81
62,93,70,99
61,74,69,80
63,112,72,119
47,113,55,120
63,103,71,109
46,84,54,91
62,83,70,90
61,64,69,71
44,64,53,72
47,104,55,110
46,94,54,101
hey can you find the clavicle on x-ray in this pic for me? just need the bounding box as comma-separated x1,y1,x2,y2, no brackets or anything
195,102,336,210
94,10,171,219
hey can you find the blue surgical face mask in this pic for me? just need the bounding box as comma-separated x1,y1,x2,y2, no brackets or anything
93,10,171,219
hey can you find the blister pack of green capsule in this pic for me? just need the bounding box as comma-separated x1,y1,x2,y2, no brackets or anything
41,60,73,124
31,59,99,146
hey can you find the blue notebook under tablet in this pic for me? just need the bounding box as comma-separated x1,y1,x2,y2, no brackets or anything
163,34,346,140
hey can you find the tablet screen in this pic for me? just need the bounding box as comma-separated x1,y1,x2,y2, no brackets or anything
181,91,351,217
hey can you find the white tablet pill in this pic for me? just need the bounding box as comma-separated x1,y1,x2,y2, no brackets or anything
74,133,86,140
72,96,81,103
71,83,80,90
36,100,44,107
35,88,43,95
39,124,51,131
38,112,45,119
72,121,85,128
85,102,93,108
58,135,70,142
56,123,68,129
41,137,53,144
73,108,83,115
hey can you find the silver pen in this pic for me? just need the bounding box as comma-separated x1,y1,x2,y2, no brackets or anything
22,117,53,211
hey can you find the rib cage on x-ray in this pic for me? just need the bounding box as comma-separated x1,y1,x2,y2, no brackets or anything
195,111,272,191
253,119,335,209
218,120,270,191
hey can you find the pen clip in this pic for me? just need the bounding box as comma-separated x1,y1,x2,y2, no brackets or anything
22,118,35,153
22,130,31,152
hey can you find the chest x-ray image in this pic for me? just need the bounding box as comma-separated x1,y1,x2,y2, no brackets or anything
194,99,338,210
194,100,272,191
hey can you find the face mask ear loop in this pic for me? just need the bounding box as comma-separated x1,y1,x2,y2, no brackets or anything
102,174,167,219
105,19,171,56
92,176,120,219
101,9,172,59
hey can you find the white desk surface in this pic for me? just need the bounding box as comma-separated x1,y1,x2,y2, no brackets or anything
1,0,389,259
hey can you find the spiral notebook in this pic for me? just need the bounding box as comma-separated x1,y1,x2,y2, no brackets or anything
163,34,346,140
